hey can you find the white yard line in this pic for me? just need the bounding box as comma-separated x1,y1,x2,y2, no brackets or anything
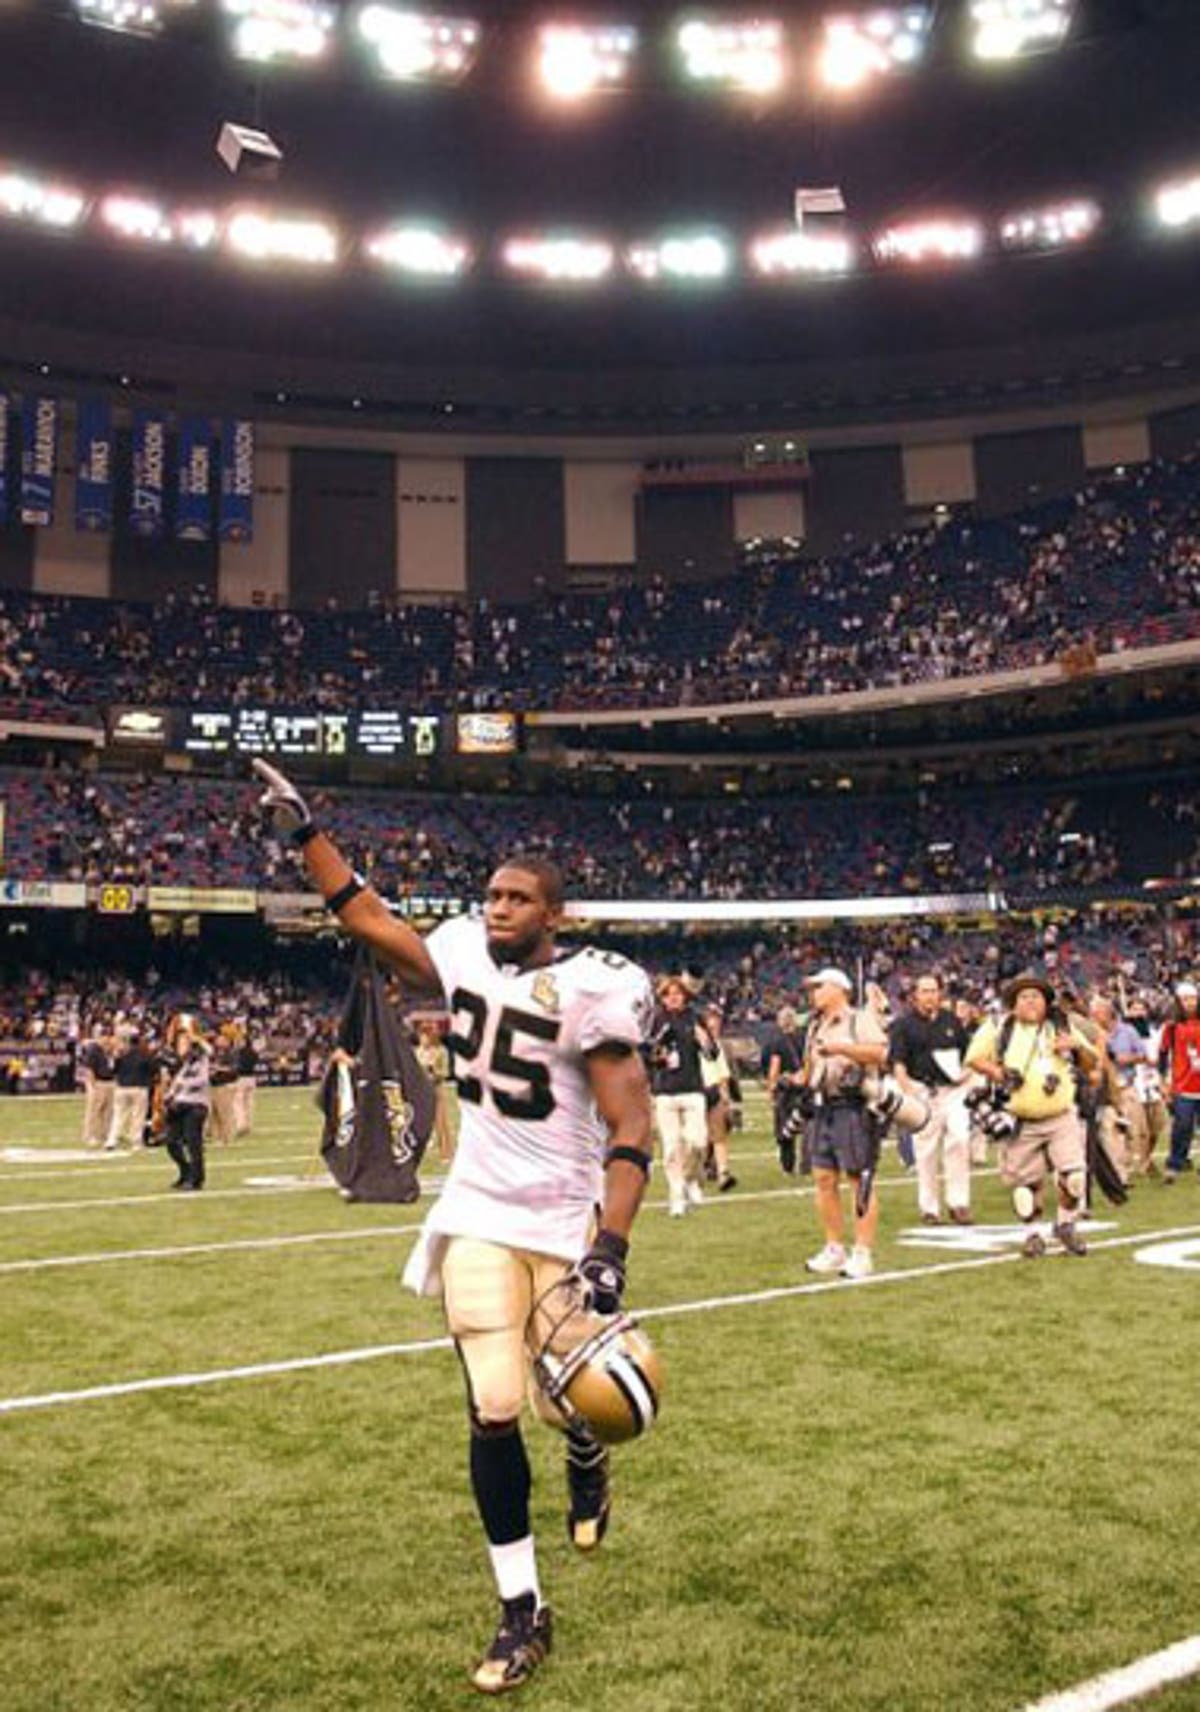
0,1169,977,1248
0,1151,315,1184
2,1221,1195,1418
1019,1635,1200,1712
0,1222,424,1275
0,1181,335,1216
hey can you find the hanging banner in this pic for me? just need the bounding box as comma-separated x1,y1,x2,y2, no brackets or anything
19,394,58,527
0,392,9,522
74,396,114,533
219,417,254,544
130,410,167,539
176,414,213,542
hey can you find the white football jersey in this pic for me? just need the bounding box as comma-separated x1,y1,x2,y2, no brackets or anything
403,915,653,1292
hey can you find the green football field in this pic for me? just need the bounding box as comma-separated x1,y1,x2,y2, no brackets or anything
2,1085,1199,1712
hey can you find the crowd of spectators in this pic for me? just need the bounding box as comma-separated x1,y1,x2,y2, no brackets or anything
3,905,1197,1093
1,453,1199,721
4,763,1170,900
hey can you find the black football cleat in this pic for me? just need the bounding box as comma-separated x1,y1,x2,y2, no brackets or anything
566,1428,611,1554
471,1594,552,1695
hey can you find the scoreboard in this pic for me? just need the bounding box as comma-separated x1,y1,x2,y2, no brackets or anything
107,705,520,760
178,708,450,760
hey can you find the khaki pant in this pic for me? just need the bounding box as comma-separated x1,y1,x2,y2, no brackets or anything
107,1086,149,1150
655,1091,708,1212
1124,1088,1168,1173
81,1081,114,1148
1000,1109,1085,1189
207,1083,239,1146
912,1084,971,1218
234,1076,256,1136
442,1237,572,1425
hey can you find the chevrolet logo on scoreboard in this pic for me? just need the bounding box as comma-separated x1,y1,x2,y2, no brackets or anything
109,707,169,747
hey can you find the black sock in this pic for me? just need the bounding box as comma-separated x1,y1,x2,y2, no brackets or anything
566,1423,607,1477
470,1421,531,1546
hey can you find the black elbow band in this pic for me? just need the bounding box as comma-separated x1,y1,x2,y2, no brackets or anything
294,823,319,848
326,876,365,913
605,1145,651,1176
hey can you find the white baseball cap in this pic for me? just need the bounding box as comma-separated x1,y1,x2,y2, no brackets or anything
805,967,853,992
1176,981,1198,999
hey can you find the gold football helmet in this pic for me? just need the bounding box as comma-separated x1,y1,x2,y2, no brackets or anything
526,1276,663,1446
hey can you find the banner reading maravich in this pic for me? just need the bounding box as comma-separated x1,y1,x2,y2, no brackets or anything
130,410,167,539
176,415,213,542
219,417,254,544
75,396,114,533
19,394,57,527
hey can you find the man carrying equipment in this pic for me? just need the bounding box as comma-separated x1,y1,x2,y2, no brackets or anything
763,1005,807,1174
649,976,718,1216
253,759,656,1697
965,972,1099,1258
802,969,888,1280
890,973,973,1227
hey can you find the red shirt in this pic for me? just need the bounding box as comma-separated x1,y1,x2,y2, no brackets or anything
1160,1018,1200,1097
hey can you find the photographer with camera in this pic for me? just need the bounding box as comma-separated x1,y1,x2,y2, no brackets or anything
889,972,974,1227
649,975,718,1218
964,972,1099,1259
763,1005,808,1175
801,968,888,1281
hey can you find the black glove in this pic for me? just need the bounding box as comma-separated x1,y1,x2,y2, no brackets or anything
577,1229,628,1316
253,758,315,845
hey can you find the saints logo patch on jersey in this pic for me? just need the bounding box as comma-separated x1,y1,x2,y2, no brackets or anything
531,971,562,1016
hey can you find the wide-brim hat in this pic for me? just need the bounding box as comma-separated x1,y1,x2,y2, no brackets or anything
1002,971,1057,1009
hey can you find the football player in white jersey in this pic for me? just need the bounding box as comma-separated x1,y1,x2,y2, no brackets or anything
253,759,655,1696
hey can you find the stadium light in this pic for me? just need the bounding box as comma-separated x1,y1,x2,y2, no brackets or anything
817,9,932,92
0,170,86,230
502,235,614,282
73,0,192,35
677,18,786,95
98,195,221,248
1154,173,1200,232
969,0,1072,62
873,218,983,263
750,227,856,276
99,193,175,243
366,223,471,275
999,198,1099,251
537,24,637,102
176,209,220,249
627,233,731,281
225,208,338,265
223,0,337,65
357,6,481,82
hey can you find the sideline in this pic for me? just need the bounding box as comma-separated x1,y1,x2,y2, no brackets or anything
1019,1634,1200,1712
3,1221,1196,1418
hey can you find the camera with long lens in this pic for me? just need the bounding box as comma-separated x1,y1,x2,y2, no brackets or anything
777,1084,815,1139
964,1078,1021,1143
866,1074,930,1133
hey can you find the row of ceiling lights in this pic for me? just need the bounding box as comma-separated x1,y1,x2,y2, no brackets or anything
3,161,1198,278
69,1,1075,93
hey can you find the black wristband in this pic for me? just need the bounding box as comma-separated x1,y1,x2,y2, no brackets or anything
326,876,365,913
293,823,319,848
590,1227,629,1262
603,1146,650,1177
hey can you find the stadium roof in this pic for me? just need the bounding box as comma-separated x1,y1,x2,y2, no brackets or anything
1,0,1199,414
